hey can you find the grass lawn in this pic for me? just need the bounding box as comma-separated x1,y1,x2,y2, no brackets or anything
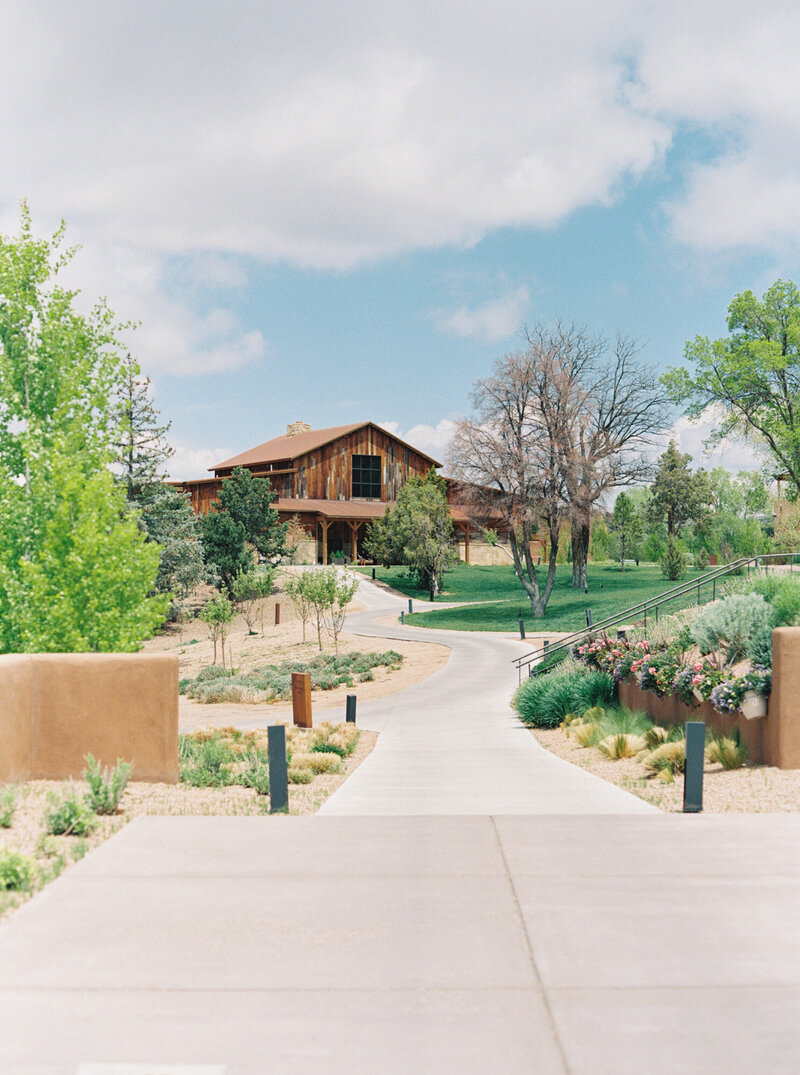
357,562,712,632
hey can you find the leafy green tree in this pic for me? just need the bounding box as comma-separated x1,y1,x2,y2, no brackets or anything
285,568,358,652
138,483,209,612
365,470,456,596
214,467,287,561
610,491,642,570
229,567,275,634
0,205,166,652
649,442,712,538
664,279,800,494
199,592,235,667
201,510,250,593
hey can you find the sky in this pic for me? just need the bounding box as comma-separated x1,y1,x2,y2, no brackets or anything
3,0,800,480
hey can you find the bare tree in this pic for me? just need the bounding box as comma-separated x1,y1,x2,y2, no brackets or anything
449,350,568,618
522,323,670,590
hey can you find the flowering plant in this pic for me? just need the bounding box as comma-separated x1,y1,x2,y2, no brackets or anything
672,665,701,706
741,668,771,696
710,678,746,713
638,651,679,696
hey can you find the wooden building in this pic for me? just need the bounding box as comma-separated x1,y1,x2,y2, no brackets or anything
177,420,512,564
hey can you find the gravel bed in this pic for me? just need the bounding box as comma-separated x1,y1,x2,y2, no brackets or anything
531,727,800,813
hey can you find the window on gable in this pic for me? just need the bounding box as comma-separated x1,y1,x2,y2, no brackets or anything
352,454,381,499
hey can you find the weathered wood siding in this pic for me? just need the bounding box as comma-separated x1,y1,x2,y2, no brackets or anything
297,426,431,501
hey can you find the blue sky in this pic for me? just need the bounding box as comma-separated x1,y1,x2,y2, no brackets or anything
3,2,800,478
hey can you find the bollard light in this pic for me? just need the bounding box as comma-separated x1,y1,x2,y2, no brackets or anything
683,721,705,813
586,608,592,628
268,725,289,814
408,598,413,614
518,617,526,640
346,694,357,724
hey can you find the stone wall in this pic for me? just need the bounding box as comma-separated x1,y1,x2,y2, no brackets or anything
0,653,179,783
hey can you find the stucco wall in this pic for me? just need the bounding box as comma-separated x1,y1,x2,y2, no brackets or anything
618,627,800,769
0,653,179,784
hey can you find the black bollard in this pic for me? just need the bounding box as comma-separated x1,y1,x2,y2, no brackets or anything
518,617,526,640
683,721,705,813
268,725,289,814
408,598,413,614
400,610,405,625
586,608,592,628
346,694,357,724
372,567,376,580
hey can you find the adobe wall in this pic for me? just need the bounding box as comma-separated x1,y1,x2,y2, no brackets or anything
619,626,800,769
0,654,179,784
618,680,766,764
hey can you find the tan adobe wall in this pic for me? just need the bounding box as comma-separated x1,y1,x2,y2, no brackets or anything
290,536,318,564
456,540,512,566
0,653,179,784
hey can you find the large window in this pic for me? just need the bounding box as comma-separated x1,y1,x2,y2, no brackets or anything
352,454,381,499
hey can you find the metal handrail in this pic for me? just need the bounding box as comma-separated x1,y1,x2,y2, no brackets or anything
514,552,800,681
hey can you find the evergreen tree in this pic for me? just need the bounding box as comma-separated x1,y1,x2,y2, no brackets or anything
649,442,712,538
113,354,173,500
610,491,642,570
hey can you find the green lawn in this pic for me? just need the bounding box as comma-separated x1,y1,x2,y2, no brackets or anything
356,562,713,633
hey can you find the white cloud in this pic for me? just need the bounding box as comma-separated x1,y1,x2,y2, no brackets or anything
434,286,530,341
3,0,800,376
167,441,233,482
378,418,457,464
667,407,764,474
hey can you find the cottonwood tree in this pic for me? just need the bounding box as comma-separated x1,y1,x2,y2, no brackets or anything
521,323,670,590
664,280,800,494
449,350,568,618
0,205,167,651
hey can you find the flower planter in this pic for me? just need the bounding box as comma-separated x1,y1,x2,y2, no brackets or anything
740,690,768,720
692,688,705,704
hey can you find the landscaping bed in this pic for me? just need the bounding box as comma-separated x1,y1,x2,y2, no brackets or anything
514,571,800,811
0,722,376,922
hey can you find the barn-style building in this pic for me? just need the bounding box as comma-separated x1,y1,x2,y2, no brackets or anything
177,420,515,565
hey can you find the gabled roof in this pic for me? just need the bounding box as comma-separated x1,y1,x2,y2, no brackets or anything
211,422,442,472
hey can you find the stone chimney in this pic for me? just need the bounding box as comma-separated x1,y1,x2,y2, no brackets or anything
286,421,312,437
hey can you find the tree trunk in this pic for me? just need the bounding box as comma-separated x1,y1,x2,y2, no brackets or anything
571,521,590,589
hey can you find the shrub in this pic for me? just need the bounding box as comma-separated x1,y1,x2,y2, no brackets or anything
572,722,603,747
691,593,774,665
45,795,97,837
513,667,614,729
288,766,313,784
240,764,270,796
695,547,709,571
0,849,34,891
312,741,348,758
747,627,773,669
707,734,747,770
643,740,686,775
660,537,687,581
83,754,131,815
597,733,646,759
597,705,652,737
179,735,238,787
0,787,16,828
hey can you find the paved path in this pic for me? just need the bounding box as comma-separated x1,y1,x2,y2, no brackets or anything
319,575,655,814
2,814,800,1074
2,575,799,1073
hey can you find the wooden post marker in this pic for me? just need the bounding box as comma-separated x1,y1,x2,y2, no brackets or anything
268,725,289,813
291,671,312,728
274,602,281,626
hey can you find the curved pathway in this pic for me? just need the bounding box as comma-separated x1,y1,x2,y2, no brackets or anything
319,574,656,814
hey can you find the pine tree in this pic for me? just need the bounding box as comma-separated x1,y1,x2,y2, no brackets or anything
113,354,173,500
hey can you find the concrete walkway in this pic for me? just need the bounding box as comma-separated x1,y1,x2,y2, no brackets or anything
319,575,655,814
2,576,800,1072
